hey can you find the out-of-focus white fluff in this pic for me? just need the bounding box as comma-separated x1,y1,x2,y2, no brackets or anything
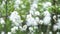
15,0,20,5
7,32,11,34
9,11,22,26
35,17,40,23
43,17,51,25
43,10,51,17
43,10,51,25
29,0,38,16
29,27,34,32
35,11,40,16
14,0,21,9
1,31,5,34
22,25,27,31
41,32,44,34
1,1,5,8
53,15,56,22
49,31,52,34
56,18,60,29
0,18,5,25
53,15,60,31
53,25,58,31
57,32,60,34
39,20,43,25
11,26,18,33
43,2,52,8
26,14,38,26
29,10,35,16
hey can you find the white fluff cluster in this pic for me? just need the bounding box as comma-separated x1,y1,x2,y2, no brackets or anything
43,10,51,17
0,1,5,8
7,32,11,34
19,25,27,31
11,26,18,33
29,27,34,32
31,0,38,9
35,17,40,23
1,31,5,34
0,18,5,27
53,15,56,22
27,1,40,31
53,15,60,31
39,20,43,25
22,25,27,31
41,32,44,34
58,15,60,18
9,11,22,26
26,14,38,26
43,10,51,25
29,0,38,16
29,10,35,15
43,2,52,8
29,27,35,34
57,32,60,34
15,0,20,5
0,18,5,25
9,11,28,32
14,0,21,9
56,19,60,29
49,31,52,34
9,11,23,33
53,25,58,31
35,11,40,16
26,14,40,34
26,0,41,33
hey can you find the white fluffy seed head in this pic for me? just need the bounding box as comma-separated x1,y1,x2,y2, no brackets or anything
0,18,5,25
11,26,18,33
26,16,38,26
19,26,23,31
43,17,51,25
26,14,32,19
7,32,11,34
11,11,18,15
9,11,22,26
41,32,44,34
29,27,34,31
34,26,38,29
39,20,43,24
35,17,40,22
2,1,5,5
53,15,56,20
44,10,51,17
43,2,52,8
1,31,5,34
35,11,40,16
56,19,60,29
49,31,52,34
31,4,38,9
29,10,35,15
22,25,27,31
57,32,60,34
53,15,57,22
43,10,51,25
15,0,20,5
26,14,38,26
58,15,60,17
53,25,58,31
